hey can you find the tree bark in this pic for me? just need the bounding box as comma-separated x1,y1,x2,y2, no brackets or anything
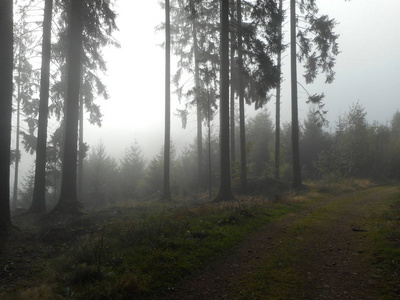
216,0,233,201
30,0,53,214
162,0,172,200
53,0,84,213
237,0,247,192
290,0,302,189
78,93,84,201
193,19,204,191
12,88,21,211
230,11,236,164
274,0,283,181
207,94,212,199
0,0,13,237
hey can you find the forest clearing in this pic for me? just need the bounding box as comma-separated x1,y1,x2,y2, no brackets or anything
1,181,399,299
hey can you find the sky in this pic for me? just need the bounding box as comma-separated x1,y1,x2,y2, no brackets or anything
15,0,400,185
83,0,400,160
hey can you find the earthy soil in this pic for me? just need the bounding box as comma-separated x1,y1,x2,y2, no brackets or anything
166,186,398,299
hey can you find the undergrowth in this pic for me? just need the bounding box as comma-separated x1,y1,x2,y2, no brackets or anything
365,191,400,298
233,185,400,300
13,196,305,300
3,180,389,300
307,178,375,195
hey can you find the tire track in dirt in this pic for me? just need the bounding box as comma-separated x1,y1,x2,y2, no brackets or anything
166,186,399,299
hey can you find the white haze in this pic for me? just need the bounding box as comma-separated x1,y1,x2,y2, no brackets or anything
86,0,400,159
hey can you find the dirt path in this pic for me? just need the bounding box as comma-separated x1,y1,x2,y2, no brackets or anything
167,186,398,299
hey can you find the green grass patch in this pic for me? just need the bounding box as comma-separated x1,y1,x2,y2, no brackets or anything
17,197,306,299
364,191,400,298
231,185,398,299
307,179,375,195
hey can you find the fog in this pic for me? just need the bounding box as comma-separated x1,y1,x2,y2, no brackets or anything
12,0,400,190
87,0,400,159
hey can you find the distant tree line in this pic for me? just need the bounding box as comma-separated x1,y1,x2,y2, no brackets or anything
14,103,400,209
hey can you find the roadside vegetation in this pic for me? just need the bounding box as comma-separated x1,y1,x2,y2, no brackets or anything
229,184,400,299
365,190,400,298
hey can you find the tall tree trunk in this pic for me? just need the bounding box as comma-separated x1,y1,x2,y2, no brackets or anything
12,14,26,211
274,0,283,181
290,0,302,189
162,0,171,200
78,94,84,201
53,0,84,213
207,93,212,199
216,0,233,201
237,0,246,192
30,0,53,214
230,7,236,164
13,91,21,211
193,19,204,191
0,0,13,237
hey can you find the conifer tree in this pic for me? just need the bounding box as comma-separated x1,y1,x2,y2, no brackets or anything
47,0,117,212
216,0,233,201
167,0,220,191
0,0,13,237
275,0,284,180
162,0,172,200
290,0,301,188
233,0,281,190
29,0,53,214
290,0,339,189
237,0,247,192
12,4,38,210
52,0,84,213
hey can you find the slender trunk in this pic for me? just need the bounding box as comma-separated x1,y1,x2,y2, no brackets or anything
13,16,25,211
290,0,302,188
0,0,13,237
162,0,171,200
53,169,57,202
208,93,212,199
30,0,53,214
230,11,236,164
13,94,21,211
216,0,233,201
193,20,203,190
274,0,283,181
53,0,84,213
78,94,84,201
237,0,246,192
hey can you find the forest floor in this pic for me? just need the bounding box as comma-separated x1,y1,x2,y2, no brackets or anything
166,185,400,299
0,183,399,299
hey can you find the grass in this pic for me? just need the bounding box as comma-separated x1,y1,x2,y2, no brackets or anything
4,195,307,300
231,184,400,299
306,178,375,195
363,191,400,298
4,180,397,300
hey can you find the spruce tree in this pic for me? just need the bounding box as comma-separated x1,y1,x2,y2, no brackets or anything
0,0,13,237
162,0,172,200
52,0,84,214
290,0,339,189
29,0,53,214
216,0,233,201
275,0,284,180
